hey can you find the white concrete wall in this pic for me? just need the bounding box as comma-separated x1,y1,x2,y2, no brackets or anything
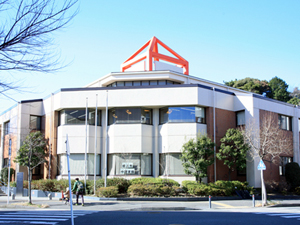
158,123,207,153
107,124,153,154
57,125,102,154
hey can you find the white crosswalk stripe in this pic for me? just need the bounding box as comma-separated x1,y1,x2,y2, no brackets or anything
254,213,300,221
0,210,97,225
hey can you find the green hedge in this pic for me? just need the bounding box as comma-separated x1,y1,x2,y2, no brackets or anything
96,186,118,197
182,180,253,197
130,178,180,187
127,184,175,197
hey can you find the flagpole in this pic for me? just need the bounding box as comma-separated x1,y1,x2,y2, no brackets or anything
94,94,98,194
65,134,74,225
105,91,108,187
84,98,88,190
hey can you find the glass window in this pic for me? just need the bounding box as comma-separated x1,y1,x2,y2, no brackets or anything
88,109,101,126
59,109,101,126
108,108,152,125
279,157,293,176
125,81,133,86
30,115,42,131
4,121,10,135
236,111,245,126
3,158,8,167
278,115,292,131
159,106,205,124
159,153,186,175
150,80,157,85
167,81,174,85
142,81,149,86
108,153,152,176
158,80,167,85
116,81,125,87
57,154,100,175
133,81,141,86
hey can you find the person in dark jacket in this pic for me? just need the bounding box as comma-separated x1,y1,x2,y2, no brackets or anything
72,178,84,206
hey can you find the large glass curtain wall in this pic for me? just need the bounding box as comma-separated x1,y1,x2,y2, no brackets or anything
159,153,186,175
108,108,152,125
57,154,101,175
159,106,205,124
59,109,101,126
108,154,152,175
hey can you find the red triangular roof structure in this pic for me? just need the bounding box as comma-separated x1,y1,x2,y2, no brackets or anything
121,36,189,75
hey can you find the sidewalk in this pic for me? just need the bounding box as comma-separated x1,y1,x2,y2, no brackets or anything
0,195,299,212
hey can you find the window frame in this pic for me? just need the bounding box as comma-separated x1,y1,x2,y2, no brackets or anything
58,108,101,126
108,107,152,125
4,121,10,135
30,115,42,131
159,106,206,125
278,114,292,131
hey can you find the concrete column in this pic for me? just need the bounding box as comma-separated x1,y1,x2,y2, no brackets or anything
293,107,300,164
152,109,159,178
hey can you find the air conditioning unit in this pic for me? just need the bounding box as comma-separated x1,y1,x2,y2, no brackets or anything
122,163,127,168
128,163,133,168
120,169,125,174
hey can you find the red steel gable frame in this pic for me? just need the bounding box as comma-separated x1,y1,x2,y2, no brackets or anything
121,36,189,75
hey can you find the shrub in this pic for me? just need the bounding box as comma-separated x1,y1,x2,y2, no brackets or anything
96,186,118,197
54,179,70,192
285,162,300,190
10,181,16,187
107,178,131,193
130,178,179,187
0,167,15,184
39,179,55,192
182,180,254,197
127,184,176,197
127,184,147,196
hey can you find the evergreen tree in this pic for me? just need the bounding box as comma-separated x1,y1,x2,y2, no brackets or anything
217,129,249,181
181,135,215,183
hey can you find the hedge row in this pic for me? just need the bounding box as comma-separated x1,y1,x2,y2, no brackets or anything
182,180,254,197
9,177,254,198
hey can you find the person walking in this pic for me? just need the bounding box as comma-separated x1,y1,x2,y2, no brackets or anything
72,178,85,206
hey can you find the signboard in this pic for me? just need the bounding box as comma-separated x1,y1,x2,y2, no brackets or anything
257,159,266,170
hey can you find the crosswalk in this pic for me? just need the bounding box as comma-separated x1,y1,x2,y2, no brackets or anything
0,210,97,224
254,212,300,221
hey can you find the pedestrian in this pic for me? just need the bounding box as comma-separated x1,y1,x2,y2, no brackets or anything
72,178,85,206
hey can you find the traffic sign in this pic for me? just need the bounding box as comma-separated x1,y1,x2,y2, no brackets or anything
257,159,266,170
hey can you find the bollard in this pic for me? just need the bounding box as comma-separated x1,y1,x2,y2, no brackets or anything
252,194,255,207
209,195,211,209
48,193,52,200
11,193,15,200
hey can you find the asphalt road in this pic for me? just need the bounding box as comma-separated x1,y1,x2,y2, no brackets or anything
1,210,299,225
68,211,300,225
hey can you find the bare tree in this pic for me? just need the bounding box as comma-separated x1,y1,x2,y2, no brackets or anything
0,0,78,93
242,111,293,205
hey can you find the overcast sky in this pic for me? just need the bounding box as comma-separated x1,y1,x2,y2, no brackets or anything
1,0,300,112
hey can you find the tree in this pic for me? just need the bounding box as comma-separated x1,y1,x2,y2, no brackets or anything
290,87,300,99
224,77,271,97
217,128,249,181
14,131,47,204
241,111,293,205
181,135,215,183
269,76,291,102
0,0,78,93
287,97,300,106
224,77,292,103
